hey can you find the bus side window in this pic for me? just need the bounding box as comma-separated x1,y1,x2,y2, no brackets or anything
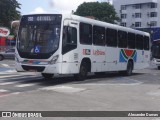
128,32,135,49
93,25,105,46
106,28,117,47
144,36,150,50
118,30,127,48
136,34,144,50
80,22,92,45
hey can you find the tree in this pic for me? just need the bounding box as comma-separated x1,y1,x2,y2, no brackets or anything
74,2,119,24
0,0,21,28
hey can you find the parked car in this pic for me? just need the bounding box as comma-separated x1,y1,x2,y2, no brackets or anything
0,48,15,61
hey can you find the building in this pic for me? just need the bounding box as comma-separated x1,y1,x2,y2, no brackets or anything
113,0,160,41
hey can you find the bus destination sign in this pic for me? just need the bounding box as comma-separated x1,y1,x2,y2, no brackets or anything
27,16,56,22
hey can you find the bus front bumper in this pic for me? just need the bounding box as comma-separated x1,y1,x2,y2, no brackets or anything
15,62,60,74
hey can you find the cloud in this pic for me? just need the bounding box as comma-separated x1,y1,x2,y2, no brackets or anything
49,0,97,13
30,7,47,14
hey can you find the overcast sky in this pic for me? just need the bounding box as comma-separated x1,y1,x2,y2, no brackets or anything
17,0,112,15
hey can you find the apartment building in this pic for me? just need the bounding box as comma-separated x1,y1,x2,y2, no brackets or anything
113,0,160,41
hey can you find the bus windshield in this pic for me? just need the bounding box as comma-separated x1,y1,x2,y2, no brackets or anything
17,14,62,59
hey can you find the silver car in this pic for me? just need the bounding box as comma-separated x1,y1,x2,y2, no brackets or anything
0,48,15,61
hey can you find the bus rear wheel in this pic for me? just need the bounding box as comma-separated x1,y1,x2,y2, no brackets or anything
74,61,88,81
158,66,160,70
42,73,54,79
125,61,133,76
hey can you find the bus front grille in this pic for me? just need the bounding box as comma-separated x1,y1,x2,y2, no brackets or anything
22,65,45,72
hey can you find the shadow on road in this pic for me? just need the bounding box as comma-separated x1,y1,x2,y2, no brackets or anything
15,72,144,87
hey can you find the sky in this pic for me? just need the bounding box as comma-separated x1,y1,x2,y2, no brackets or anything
17,0,112,15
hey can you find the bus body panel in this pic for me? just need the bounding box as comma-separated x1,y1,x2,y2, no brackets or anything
15,14,150,76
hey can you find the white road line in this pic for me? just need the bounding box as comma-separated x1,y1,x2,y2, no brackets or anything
0,74,24,78
1,64,9,67
40,86,86,93
15,83,36,88
0,81,18,85
0,70,16,75
0,89,8,92
0,75,40,80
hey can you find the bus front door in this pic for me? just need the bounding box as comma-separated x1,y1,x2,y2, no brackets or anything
61,20,79,74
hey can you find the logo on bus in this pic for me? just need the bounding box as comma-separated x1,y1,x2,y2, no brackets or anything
93,50,105,56
83,49,91,55
119,49,137,62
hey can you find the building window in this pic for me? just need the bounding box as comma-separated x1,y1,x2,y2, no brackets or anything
120,22,126,27
121,14,127,19
135,13,141,18
151,3,157,8
121,5,126,10
150,12,157,17
150,21,157,27
135,22,141,27
135,4,141,9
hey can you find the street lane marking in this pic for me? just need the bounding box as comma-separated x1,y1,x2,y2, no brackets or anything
0,70,16,74
15,83,36,88
0,81,18,85
147,90,160,97
0,89,8,92
0,74,22,78
0,75,41,81
40,86,86,93
1,64,9,67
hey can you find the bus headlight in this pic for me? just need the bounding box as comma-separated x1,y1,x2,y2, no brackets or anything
49,55,59,64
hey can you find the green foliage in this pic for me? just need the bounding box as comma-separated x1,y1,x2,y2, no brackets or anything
74,2,119,24
0,0,21,28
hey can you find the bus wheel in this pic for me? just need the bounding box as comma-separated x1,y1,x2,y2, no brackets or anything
74,62,88,81
125,61,133,76
41,73,54,79
158,66,160,70
0,55,4,61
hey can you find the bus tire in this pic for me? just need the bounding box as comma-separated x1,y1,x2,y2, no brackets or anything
158,66,160,70
125,61,133,76
0,55,4,61
41,73,54,79
74,61,88,81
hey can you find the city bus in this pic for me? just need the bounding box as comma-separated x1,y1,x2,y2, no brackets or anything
151,39,160,70
15,14,150,80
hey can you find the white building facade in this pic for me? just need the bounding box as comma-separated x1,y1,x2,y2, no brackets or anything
113,0,160,41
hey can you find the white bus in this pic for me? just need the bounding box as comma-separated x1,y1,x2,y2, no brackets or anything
151,39,160,70
15,14,150,80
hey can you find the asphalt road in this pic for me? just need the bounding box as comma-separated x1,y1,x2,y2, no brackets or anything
0,60,160,120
